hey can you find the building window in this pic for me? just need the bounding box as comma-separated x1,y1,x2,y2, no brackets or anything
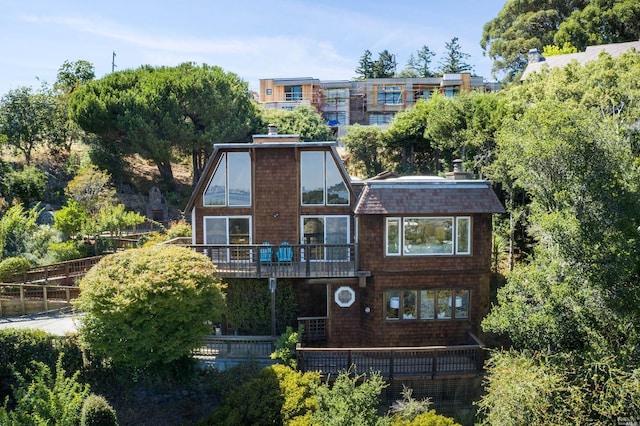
385,289,470,321
415,90,432,101
386,216,471,256
203,216,252,261
444,87,459,97
334,286,356,307
203,152,251,206
369,113,395,125
266,88,272,95
301,215,350,261
377,85,403,105
324,111,347,125
300,151,349,205
285,85,302,101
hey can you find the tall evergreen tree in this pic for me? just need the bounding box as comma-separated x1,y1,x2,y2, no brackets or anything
438,37,473,74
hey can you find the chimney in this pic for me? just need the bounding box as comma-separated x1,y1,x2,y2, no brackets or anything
267,123,278,135
528,48,544,64
446,159,473,180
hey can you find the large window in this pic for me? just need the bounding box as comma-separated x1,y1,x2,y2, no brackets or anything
301,215,350,260
385,289,469,321
386,216,471,256
301,152,349,205
204,216,252,261
285,85,303,101
377,86,403,105
369,113,395,125
203,152,251,206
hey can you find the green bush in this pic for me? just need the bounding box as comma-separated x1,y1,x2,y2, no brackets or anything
0,329,83,406
5,165,47,206
166,220,191,239
75,245,226,371
3,355,90,426
47,240,89,262
0,256,31,282
80,393,118,426
271,325,304,368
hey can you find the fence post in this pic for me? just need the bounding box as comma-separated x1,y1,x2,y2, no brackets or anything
431,350,437,379
20,285,25,315
43,286,48,312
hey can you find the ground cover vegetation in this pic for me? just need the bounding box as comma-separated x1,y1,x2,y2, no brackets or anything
2,1,640,422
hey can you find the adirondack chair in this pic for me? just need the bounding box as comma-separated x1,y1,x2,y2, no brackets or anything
276,242,293,265
259,242,273,265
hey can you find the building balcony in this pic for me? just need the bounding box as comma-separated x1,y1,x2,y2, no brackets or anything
184,243,360,279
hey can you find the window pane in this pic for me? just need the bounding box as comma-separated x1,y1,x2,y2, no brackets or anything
403,290,417,320
326,153,349,205
227,152,251,206
456,217,471,254
455,290,469,319
403,218,453,255
203,154,226,206
437,290,452,319
229,217,250,260
204,217,227,244
420,290,435,319
386,290,400,320
326,216,349,260
303,217,324,260
301,152,324,205
386,218,400,255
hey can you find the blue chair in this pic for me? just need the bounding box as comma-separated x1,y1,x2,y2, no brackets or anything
259,242,273,265
276,242,293,265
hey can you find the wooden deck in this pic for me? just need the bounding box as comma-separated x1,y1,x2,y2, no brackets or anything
185,243,361,279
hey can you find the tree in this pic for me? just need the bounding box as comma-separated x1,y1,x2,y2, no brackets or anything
55,60,95,95
554,0,640,51
438,37,473,74
397,53,420,78
75,245,226,369
0,204,41,260
0,85,66,164
542,42,578,57
342,124,386,178
355,49,375,80
70,63,260,186
64,165,116,215
260,106,334,141
416,45,436,77
54,200,90,240
4,165,47,206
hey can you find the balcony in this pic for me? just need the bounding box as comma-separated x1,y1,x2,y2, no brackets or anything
184,243,359,279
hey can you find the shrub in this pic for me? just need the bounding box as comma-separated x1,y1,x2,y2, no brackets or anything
271,324,304,368
75,245,226,371
0,329,83,406
0,256,31,282
80,393,118,426
5,354,90,426
166,220,191,239
47,240,89,262
5,165,47,206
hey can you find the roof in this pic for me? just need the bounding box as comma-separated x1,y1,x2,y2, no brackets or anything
521,41,640,80
354,177,505,215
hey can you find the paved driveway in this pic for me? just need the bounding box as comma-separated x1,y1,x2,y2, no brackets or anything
0,310,80,336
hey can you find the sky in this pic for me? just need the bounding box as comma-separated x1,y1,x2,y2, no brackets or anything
0,0,506,97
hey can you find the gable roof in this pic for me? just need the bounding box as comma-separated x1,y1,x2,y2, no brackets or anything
354,177,505,215
521,40,640,80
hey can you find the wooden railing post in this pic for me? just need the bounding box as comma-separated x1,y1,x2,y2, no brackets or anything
43,286,48,312
20,285,25,315
431,350,438,379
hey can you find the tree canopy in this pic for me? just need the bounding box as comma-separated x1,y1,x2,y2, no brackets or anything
481,0,640,81
69,63,260,186
260,106,334,141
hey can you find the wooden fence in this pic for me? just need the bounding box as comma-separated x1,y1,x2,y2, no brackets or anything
0,283,80,316
2,256,104,286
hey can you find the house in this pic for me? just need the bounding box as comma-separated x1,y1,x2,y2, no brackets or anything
184,128,504,350
259,74,498,137
521,40,640,80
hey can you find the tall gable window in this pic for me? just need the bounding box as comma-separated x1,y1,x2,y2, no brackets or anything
203,152,251,206
301,215,350,260
301,152,349,205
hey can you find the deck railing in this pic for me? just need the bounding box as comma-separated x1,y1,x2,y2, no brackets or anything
185,243,359,278
0,283,80,316
297,340,485,379
195,335,278,358
2,256,104,286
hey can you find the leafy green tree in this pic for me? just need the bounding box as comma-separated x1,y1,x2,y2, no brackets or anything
64,165,116,215
54,199,90,240
55,60,95,95
94,203,145,241
75,245,226,370
70,63,260,186
0,204,41,260
342,124,387,178
4,165,47,206
542,42,578,56
416,45,437,77
554,0,640,51
261,106,334,141
0,85,66,164
438,37,473,74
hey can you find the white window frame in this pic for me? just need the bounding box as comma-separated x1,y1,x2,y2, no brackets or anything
385,216,472,257
203,216,252,262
